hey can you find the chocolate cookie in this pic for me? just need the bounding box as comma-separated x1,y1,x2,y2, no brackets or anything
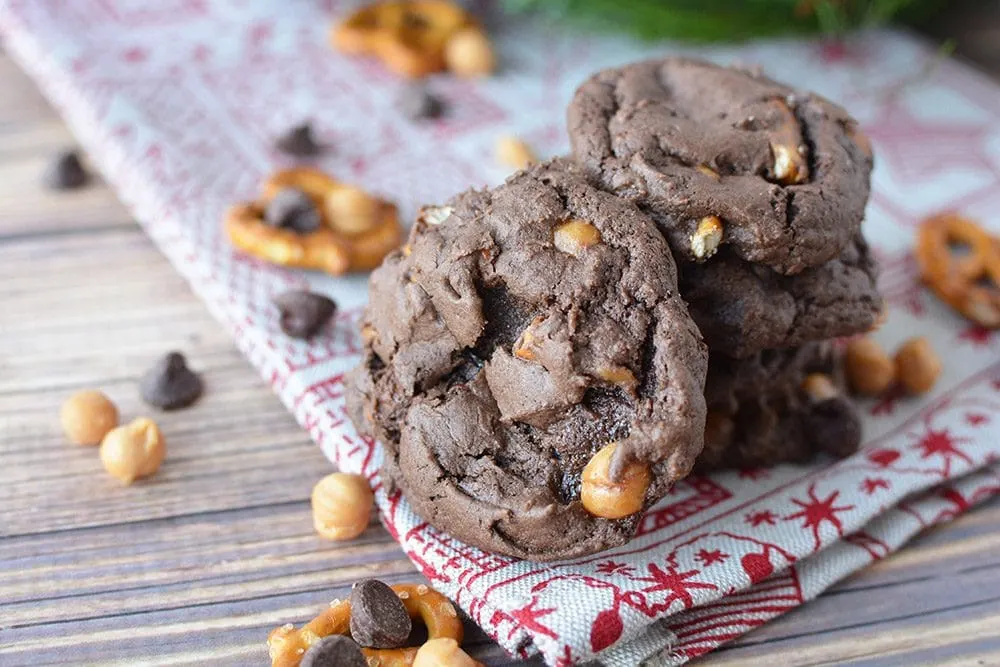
567,58,873,274
696,343,862,471
682,234,881,358
347,159,708,561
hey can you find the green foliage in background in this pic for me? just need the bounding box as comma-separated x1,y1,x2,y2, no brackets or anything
503,0,948,41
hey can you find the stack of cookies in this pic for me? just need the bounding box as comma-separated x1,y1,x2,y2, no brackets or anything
567,58,881,472
347,58,880,561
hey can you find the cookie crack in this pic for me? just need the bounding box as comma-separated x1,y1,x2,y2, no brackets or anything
791,98,818,187
637,314,658,399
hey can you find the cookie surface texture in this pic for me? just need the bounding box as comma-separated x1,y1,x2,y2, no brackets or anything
347,159,708,560
567,57,873,274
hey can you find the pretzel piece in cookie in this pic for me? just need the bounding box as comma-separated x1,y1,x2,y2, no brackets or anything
915,212,1000,328
267,583,468,667
225,167,402,275
332,1,478,78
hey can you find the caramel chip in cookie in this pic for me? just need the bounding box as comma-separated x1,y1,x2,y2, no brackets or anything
332,0,482,78
225,167,403,275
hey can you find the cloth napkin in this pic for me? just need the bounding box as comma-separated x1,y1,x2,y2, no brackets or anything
4,1,1000,664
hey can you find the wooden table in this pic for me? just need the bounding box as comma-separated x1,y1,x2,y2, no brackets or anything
2,43,1000,666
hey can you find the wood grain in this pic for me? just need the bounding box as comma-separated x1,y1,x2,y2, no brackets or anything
1,40,999,667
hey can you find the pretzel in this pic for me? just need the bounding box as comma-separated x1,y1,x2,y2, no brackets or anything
225,167,402,275
267,583,467,667
915,212,1000,328
767,99,809,185
332,0,477,78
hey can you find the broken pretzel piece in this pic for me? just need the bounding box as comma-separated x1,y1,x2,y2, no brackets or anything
915,212,1000,329
690,215,724,260
267,583,467,667
225,167,402,275
332,0,481,78
766,99,809,186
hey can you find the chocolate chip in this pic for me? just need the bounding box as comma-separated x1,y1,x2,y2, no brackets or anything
349,579,412,649
398,85,444,121
273,290,337,339
44,150,88,190
276,122,323,157
300,635,367,667
807,397,862,458
139,352,203,410
264,188,322,233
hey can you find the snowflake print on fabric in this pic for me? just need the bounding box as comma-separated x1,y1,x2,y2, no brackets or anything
596,561,635,577
914,427,974,475
738,468,770,481
745,510,778,527
872,385,906,416
966,413,989,427
639,556,718,613
509,597,559,641
784,484,855,550
695,549,729,567
959,325,995,346
554,646,576,667
861,477,891,494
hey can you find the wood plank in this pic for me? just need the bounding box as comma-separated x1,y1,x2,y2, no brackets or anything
704,602,1000,665
2,17,1000,666
0,50,531,665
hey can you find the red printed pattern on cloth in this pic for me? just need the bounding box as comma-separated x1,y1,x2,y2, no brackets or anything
3,1,1000,663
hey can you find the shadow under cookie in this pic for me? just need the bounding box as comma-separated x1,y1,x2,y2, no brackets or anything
680,234,882,359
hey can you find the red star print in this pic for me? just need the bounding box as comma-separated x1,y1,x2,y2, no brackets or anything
122,46,147,63
640,559,717,611
966,413,989,427
915,427,973,474
694,548,729,567
738,467,770,481
903,292,926,317
745,509,778,527
595,560,634,576
816,39,871,66
784,483,855,550
508,596,558,640
872,385,905,416
861,477,890,495
555,646,575,667
864,104,997,183
192,44,211,63
959,325,995,346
